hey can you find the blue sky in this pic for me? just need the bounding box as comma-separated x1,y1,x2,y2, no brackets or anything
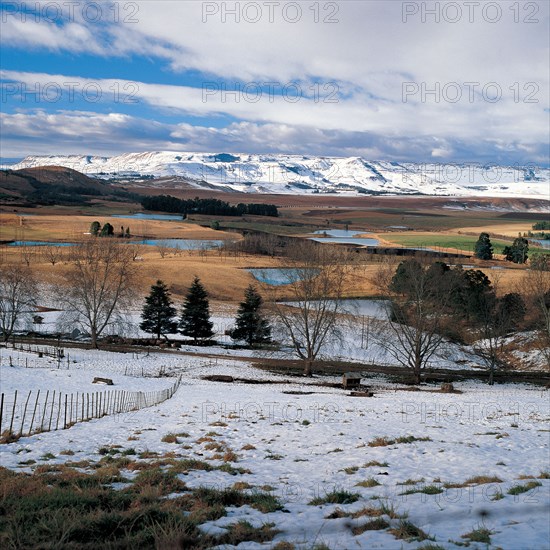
1,0,549,165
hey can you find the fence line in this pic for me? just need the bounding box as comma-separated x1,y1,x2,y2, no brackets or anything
0,347,164,377
0,375,182,443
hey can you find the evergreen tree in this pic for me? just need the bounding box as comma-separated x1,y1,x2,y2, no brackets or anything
125,227,131,238
474,232,493,260
179,276,214,343
140,280,177,339
90,221,101,236
231,285,272,346
503,237,529,264
100,222,114,237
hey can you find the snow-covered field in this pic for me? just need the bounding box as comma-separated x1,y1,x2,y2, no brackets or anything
1,349,549,549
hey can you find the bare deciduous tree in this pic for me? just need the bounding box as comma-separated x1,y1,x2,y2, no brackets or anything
42,245,62,266
0,263,38,342
372,258,454,384
60,239,137,348
266,241,351,376
521,262,550,369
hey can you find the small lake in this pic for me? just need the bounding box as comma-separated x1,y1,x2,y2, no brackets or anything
132,239,225,250
6,241,76,247
248,268,320,285
111,213,184,221
530,239,550,249
310,229,379,247
5,239,225,250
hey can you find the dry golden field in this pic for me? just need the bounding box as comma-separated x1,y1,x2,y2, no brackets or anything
0,205,536,306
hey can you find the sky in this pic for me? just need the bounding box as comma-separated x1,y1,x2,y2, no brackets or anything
1,0,549,164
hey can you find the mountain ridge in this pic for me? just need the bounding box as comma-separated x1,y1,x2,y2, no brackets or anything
8,152,550,199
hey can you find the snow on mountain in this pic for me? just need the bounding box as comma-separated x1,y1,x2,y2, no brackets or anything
9,152,550,198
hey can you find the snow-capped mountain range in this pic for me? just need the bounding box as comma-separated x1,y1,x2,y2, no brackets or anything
8,152,550,198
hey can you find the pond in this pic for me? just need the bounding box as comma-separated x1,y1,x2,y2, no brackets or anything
248,268,320,285
530,239,550,249
6,241,76,247
4,239,225,250
132,239,225,250
310,229,379,247
111,213,184,221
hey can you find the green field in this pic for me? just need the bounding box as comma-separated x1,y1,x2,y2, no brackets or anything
383,234,550,255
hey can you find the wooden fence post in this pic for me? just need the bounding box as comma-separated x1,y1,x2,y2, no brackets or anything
64,395,68,429
28,390,41,435
55,393,62,430
19,390,32,437
40,390,49,432
48,390,56,432
9,390,17,436
0,393,4,434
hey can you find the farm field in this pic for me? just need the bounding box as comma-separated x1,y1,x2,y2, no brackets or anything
377,233,547,256
1,350,549,549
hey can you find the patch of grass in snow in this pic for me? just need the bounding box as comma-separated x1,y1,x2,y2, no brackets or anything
0,430,21,444
461,526,493,544
352,517,390,535
1,465,281,549
39,452,56,460
444,475,502,488
355,478,380,488
417,545,446,550
222,450,238,462
538,471,550,479
389,520,433,542
130,468,187,496
507,481,542,495
272,542,296,550
342,466,359,474
219,521,279,546
59,449,75,456
400,484,443,496
397,478,425,485
18,459,36,466
368,435,431,447
188,486,282,514
217,463,252,475
364,460,389,468
309,490,360,506
241,443,256,450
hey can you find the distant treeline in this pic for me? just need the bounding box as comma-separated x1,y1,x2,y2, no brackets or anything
141,195,278,217
533,221,550,231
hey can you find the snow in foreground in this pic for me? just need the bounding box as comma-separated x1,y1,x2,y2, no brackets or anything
1,349,549,549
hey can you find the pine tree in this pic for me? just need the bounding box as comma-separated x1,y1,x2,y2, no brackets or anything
474,232,493,260
90,221,101,236
503,237,529,264
231,285,272,346
140,280,177,339
179,276,214,343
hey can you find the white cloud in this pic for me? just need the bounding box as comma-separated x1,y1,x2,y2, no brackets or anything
1,1,548,162
2,110,549,165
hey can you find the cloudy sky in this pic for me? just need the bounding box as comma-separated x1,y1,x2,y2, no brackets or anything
1,0,549,164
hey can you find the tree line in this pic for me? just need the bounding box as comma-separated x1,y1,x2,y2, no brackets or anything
90,221,131,238
141,195,279,217
140,278,271,346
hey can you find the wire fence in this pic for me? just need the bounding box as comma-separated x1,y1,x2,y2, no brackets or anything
0,375,182,443
0,345,169,377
